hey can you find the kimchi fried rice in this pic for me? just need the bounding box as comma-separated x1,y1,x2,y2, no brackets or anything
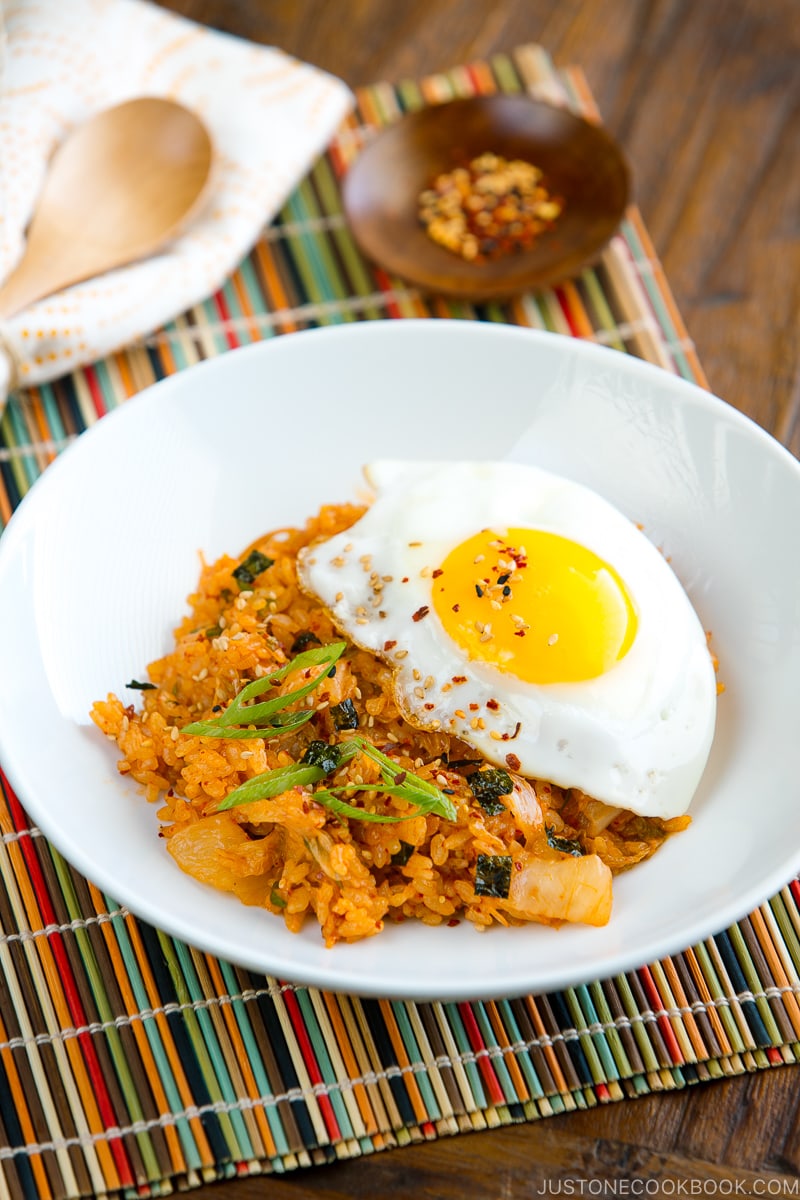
91,502,690,947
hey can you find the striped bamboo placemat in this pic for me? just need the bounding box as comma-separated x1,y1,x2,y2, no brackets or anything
1,44,798,1200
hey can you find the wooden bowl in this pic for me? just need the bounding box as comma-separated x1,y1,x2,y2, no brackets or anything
342,95,631,300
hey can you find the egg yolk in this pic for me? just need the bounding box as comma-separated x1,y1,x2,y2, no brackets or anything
432,528,637,684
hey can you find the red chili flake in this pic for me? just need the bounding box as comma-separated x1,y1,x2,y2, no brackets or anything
505,753,521,771
452,603,460,613
412,606,430,622
514,630,526,637
469,703,479,712
384,640,397,651
486,698,500,711
514,860,522,871
452,675,467,684
418,153,564,264
432,568,444,578
402,577,409,583
424,703,435,711
447,918,461,928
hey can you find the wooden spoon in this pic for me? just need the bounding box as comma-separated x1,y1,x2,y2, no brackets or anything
0,97,213,320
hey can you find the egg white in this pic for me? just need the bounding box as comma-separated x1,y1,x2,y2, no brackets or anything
297,461,717,819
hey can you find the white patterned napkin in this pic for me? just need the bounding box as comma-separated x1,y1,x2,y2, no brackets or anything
0,0,353,407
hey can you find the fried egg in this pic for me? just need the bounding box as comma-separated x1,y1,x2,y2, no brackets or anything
297,461,717,818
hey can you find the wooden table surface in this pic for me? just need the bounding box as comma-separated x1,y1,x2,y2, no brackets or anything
157,2,800,1194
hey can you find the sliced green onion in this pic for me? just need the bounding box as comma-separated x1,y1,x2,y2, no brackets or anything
312,790,406,823
356,740,458,822
217,762,324,809
182,641,346,738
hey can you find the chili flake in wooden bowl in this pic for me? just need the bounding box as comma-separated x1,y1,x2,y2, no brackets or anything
418,153,564,263
342,95,630,301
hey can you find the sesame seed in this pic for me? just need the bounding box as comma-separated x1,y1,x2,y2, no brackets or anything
395,649,409,659
454,709,466,719
490,730,503,741
335,591,344,602
343,543,353,552
413,687,425,699
430,720,441,730
473,554,485,564
331,556,345,567
356,618,369,626
423,675,434,690
548,633,559,646
413,669,422,681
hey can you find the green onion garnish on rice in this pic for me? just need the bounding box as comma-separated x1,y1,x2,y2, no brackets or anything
217,761,327,808
181,645,457,822
216,732,456,823
315,740,457,822
181,641,347,740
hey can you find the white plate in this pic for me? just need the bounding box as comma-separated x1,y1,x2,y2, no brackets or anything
1,321,798,1001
